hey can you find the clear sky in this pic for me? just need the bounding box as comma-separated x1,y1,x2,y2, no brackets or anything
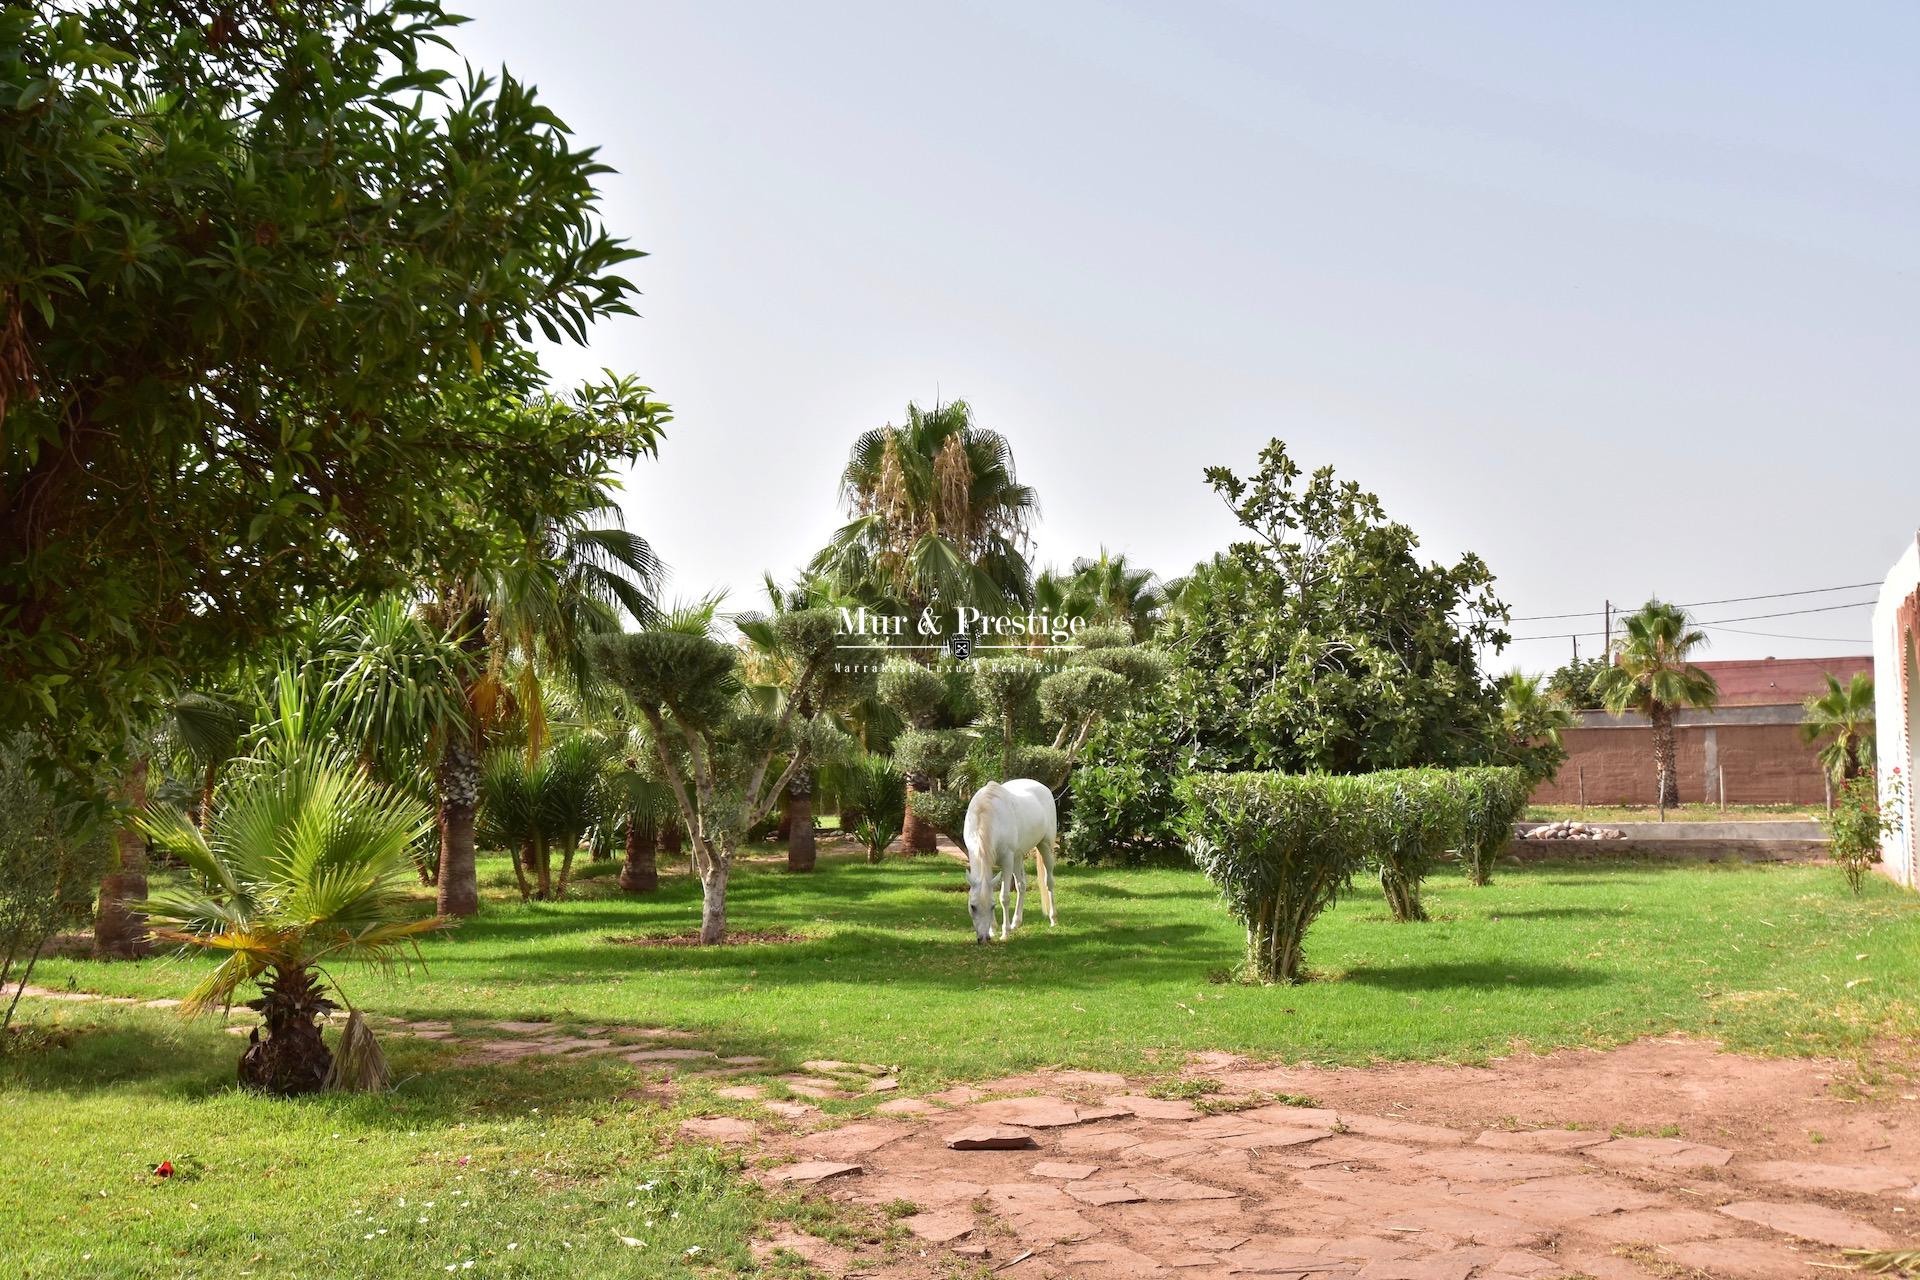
450,0,1918,670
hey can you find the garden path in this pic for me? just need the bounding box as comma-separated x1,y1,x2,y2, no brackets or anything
740,1041,1920,1280
19,988,1920,1277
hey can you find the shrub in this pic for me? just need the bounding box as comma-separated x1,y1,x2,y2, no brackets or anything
1178,773,1366,984
0,737,108,1037
1824,770,1904,895
1362,769,1467,922
840,753,906,862
1454,766,1533,886
1062,692,1189,865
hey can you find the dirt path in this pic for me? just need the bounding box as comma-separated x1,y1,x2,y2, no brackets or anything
742,1041,1920,1280
20,987,1920,1277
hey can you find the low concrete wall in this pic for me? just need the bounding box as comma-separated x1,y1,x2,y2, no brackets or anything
1509,820,1827,863
1516,820,1825,842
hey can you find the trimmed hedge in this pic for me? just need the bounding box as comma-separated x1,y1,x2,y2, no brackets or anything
1180,765,1531,982
1178,773,1368,984
1455,766,1535,886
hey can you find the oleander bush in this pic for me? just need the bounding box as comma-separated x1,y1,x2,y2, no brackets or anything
1182,765,1525,982
1179,773,1368,984
1825,770,1903,895
1362,769,1467,922
1454,766,1534,887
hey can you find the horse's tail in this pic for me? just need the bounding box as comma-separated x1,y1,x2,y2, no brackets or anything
1037,832,1058,924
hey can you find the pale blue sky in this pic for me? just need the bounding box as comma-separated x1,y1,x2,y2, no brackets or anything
453,0,1918,667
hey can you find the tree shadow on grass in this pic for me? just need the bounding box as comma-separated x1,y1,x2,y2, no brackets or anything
1486,906,1630,920
1340,960,1604,992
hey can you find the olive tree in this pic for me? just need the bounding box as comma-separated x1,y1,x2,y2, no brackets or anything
593,610,848,943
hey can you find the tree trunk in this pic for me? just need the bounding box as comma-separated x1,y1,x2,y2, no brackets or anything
93,757,151,959
435,736,481,917
901,775,936,855
240,965,333,1097
698,844,731,944
787,772,816,873
619,818,659,893
197,758,218,833
1649,704,1680,808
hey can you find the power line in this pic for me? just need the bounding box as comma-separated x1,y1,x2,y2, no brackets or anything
1506,598,1875,642
1508,581,1880,622
1705,624,1870,643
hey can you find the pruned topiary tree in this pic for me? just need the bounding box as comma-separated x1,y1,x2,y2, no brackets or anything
1454,766,1533,887
1179,772,1366,984
1362,769,1467,922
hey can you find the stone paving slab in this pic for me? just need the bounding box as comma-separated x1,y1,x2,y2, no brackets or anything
736,1051,1918,1279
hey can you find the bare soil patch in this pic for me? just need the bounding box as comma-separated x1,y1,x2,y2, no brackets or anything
604,929,809,947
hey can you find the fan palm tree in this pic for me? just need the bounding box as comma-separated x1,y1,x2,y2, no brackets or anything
136,685,446,1096
1801,673,1875,783
1593,601,1719,807
426,493,661,917
811,399,1036,849
811,399,1037,617
1069,549,1163,637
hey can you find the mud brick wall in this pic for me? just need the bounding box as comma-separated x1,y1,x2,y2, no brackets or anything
1532,721,1831,806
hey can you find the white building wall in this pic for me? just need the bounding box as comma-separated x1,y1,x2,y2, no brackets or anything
1872,534,1920,890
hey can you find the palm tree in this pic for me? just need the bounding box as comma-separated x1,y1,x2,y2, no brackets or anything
1801,673,1875,783
1069,549,1163,637
1593,601,1719,807
91,757,151,961
477,733,610,900
1491,671,1577,783
136,689,445,1096
812,398,1037,616
426,495,661,917
811,399,1037,850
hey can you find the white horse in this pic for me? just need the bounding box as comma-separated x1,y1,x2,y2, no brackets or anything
962,779,1059,943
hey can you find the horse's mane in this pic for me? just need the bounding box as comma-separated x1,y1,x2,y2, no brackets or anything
968,781,1006,871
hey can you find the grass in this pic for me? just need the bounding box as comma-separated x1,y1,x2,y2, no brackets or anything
1526,803,1822,823
0,1017,772,1279
7,847,1920,1277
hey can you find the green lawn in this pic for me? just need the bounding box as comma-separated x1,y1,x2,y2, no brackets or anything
6,850,1919,1278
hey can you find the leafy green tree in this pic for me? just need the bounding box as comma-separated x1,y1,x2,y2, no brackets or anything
1167,440,1510,776
1801,673,1875,783
593,609,850,943
0,734,107,1033
1592,601,1719,807
2,2,663,780
1546,654,1611,710
136,693,445,1096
